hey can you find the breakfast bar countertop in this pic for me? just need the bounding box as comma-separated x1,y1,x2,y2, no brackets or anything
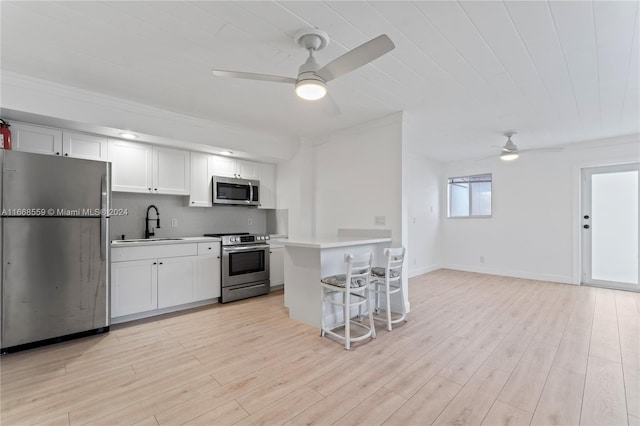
280,237,392,249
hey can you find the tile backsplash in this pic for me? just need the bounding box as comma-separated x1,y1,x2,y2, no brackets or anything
110,192,267,241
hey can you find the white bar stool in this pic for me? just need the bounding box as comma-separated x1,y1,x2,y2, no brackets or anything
370,247,407,331
320,252,376,350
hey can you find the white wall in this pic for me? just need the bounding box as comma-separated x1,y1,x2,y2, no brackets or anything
313,113,403,246
406,153,443,277
275,140,314,239
403,112,443,277
442,135,640,284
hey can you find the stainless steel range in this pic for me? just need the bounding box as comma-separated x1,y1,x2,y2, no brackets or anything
203,233,270,303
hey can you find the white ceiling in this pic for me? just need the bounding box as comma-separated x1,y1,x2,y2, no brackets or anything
1,1,638,161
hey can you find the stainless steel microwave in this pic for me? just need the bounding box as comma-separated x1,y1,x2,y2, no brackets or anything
212,176,260,206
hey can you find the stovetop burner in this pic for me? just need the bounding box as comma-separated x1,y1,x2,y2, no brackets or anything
204,232,269,246
203,232,250,238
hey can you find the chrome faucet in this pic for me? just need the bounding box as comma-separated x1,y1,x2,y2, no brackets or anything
145,205,160,239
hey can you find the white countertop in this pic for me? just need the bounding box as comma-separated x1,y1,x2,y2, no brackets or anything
280,237,391,249
111,236,220,248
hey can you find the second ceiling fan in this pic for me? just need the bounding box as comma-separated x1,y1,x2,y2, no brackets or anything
211,28,395,102
497,131,564,161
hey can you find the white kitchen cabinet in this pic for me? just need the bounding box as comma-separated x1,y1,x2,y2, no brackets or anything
153,146,190,195
12,122,63,156
211,155,238,178
269,246,284,287
111,242,219,321
196,242,221,299
13,123,108,161
62,131,108,161
157,255,197,308
111,259,158,317
258,163,276,209
211,156,259,180
236,160,259,179
109,140,190,195
189,152,214,207
109,140,154,193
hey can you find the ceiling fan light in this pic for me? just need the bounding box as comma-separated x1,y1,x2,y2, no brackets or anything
500,151,519,161
295,80,327,100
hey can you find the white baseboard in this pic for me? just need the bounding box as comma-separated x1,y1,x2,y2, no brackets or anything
442,263,575,285
409,264,442,278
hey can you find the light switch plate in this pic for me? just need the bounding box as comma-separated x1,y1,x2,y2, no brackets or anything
374,216,386,225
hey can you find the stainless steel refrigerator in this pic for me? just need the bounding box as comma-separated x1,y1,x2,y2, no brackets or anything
1,150,110,352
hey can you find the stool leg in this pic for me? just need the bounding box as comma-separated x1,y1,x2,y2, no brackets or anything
385,280,392,331
368,286,377,339
344,289,350,350
320,287,325,337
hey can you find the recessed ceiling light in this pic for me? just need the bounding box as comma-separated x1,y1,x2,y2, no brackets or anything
220,151,234,156
119,132,138,140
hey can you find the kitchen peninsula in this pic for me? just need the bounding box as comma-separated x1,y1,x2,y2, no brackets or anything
281,233,392,328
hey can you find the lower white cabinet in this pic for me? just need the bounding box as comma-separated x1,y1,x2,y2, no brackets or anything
157,255,197,309
269,246,284,287
196,242,221,299
111,259,158,317
111,241,221,320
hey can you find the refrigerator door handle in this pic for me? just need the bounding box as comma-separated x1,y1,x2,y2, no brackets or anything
100,174,109,261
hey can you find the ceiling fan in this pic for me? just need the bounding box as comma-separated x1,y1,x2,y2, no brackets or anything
211,28,395,102
496,131,564,161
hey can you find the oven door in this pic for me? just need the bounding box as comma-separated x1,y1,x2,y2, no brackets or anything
222,245,270,287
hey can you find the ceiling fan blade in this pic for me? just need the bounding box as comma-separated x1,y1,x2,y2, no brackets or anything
316,34,395,82
519,147,565,153
211,69,296,84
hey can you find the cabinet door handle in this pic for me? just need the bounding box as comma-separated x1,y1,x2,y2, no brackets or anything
56,152,60,156
153,262,157,265
217,256,220,259
159,262,164,265
148,188,152,191
154,188,158,191
64,153,69,157
208,247,212,250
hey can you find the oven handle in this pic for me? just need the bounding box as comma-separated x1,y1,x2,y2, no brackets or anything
223,245,269,252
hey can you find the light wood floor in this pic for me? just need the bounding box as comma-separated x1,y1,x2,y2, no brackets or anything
1,270,638,426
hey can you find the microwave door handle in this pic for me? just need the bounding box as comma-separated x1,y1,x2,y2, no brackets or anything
248,181,253,204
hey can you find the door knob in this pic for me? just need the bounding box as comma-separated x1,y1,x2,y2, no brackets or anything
583,224,590,229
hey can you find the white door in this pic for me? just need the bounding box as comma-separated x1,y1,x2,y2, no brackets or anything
582,163,639,292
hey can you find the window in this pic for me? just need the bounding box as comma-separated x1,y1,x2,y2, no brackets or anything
448,173,492,217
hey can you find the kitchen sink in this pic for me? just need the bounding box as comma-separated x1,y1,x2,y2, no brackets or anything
113,238,185,243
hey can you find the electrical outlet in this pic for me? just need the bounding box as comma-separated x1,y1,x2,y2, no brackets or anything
374,216,386,225
171,218,178,227
248,218,254,226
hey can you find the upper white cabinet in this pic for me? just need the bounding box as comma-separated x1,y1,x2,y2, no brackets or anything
12,122,63,156
236,160,259,180
210,156,237,178
63,132,108,161
109,140,190,195
153,146,190,195
258,163,276,209
188,152,214,207
109,140,154,193
12,123,107,161
211,157,259,180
